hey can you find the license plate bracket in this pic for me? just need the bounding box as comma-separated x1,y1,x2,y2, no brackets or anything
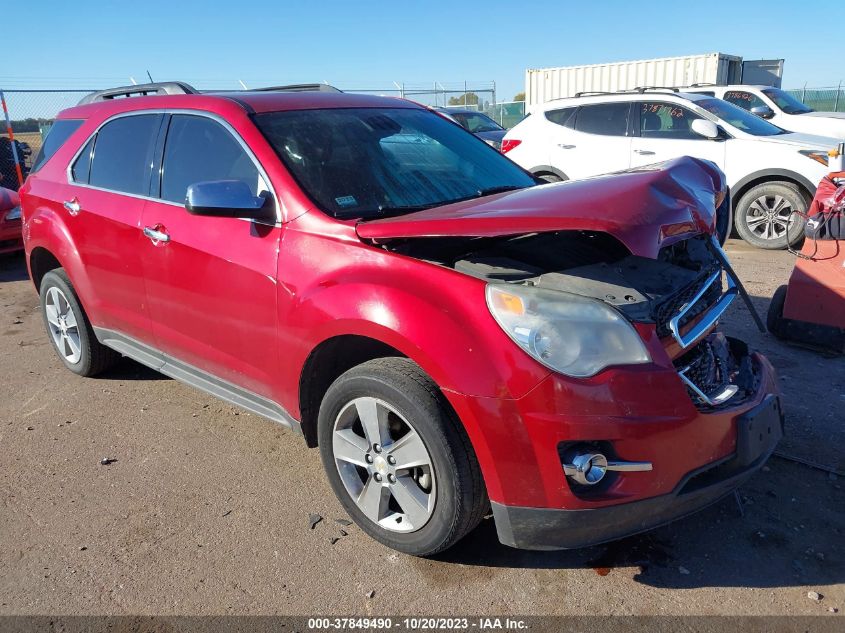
735,395,783,467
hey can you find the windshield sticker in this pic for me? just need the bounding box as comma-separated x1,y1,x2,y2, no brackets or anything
335,195,358,208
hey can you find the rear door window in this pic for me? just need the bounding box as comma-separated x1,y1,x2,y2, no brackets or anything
160,114,267,204
30,119,83,173
573,103,629,136
639,102,703,139
89,114,162,195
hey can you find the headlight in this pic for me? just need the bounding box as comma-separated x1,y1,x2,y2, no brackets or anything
5,205,21,221
486,284,651,378
799,150,829,166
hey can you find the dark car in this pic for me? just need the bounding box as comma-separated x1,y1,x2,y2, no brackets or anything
434,108,507,149
0,137,30,192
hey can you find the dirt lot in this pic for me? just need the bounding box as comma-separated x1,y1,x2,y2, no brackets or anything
0,240,843,616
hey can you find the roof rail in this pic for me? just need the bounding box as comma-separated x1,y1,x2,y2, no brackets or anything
573,91,616,98
78,81,198,105
250,83,342,93
628,86,680,93
685,82,717,88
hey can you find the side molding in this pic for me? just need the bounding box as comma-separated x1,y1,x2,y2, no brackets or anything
94,327,303,435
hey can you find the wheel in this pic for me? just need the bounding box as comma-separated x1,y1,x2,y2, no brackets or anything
536,172,563,184
767,284,788,340
318,357,487,555
734,182,807,250
39,269,118,376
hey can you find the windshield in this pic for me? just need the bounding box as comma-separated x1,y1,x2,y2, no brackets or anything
695,98,786,136
254,108,534,219
449,111,504,133
761,88,814,114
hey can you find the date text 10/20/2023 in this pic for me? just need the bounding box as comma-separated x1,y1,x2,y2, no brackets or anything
307,617,529,630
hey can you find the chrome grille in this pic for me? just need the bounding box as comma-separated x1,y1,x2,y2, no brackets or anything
674,335,738,407
654,264,722,338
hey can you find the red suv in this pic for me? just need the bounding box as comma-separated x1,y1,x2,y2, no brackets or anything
20,83,782,555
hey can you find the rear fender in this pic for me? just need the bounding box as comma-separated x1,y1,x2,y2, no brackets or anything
24,202,96,310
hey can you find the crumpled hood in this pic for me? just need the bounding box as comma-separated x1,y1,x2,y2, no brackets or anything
356,156,724,259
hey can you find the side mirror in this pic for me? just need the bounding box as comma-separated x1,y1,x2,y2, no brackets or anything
691,119,720,140
750,105,775,120
185,180,274,221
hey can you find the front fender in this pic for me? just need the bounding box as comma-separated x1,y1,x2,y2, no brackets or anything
275,226,551,417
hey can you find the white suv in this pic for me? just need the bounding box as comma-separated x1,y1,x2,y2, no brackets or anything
502,90,837,249
684,85,845,139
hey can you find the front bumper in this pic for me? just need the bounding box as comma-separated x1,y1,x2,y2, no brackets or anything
446,336,781,550
492,394,783,550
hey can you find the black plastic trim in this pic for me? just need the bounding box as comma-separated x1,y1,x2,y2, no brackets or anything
529,165,569,181
732,169,817,203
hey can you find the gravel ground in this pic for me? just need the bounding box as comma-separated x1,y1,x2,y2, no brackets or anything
0,240,842,616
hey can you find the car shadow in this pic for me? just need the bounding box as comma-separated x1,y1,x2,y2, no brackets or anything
0,251,28,282
432,458,843,590
97,356,170,381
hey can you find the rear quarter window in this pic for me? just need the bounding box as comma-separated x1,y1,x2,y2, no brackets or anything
30,119,84,173
545,107,577,128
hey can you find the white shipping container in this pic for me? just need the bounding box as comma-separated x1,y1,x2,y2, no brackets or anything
525,53,743,111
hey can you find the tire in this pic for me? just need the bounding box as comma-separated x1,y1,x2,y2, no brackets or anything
536,172,563,184
317,357,487,556
767,284,788,340
734,182,807,250
39,269,118,376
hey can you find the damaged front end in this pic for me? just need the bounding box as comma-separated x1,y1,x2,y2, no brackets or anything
360,158,766,412
382,229,762,410
356,158,783,549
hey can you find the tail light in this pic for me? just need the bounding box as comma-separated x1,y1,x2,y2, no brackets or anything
501,139,522,154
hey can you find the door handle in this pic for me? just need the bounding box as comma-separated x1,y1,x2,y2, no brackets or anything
143,226,170,243
634,149,655,155
558,144,576,149
63,198,80,215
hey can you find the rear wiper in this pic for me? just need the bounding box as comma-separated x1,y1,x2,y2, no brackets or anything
476,185,525,197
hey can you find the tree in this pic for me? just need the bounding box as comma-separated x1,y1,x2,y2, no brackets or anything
448,92,479,106
513,92,525,102
10,118,49,133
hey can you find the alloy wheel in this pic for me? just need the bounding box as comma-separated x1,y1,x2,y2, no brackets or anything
44,287,82,364
746,194,795,242
332,397,436,533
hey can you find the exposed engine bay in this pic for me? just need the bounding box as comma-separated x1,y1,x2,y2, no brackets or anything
384,230,757,409
388,230,722,334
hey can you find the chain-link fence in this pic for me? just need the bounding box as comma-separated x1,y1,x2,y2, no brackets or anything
786,85,845,112
1,89,95,189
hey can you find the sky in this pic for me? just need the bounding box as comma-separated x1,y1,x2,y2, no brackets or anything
5,0,843,105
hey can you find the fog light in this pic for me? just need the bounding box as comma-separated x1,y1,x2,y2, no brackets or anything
563,452,608,485
563,451,653,486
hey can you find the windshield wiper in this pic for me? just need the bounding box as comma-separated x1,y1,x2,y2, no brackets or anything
368,203,440,218
476,185,525,197
359,186,527,219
